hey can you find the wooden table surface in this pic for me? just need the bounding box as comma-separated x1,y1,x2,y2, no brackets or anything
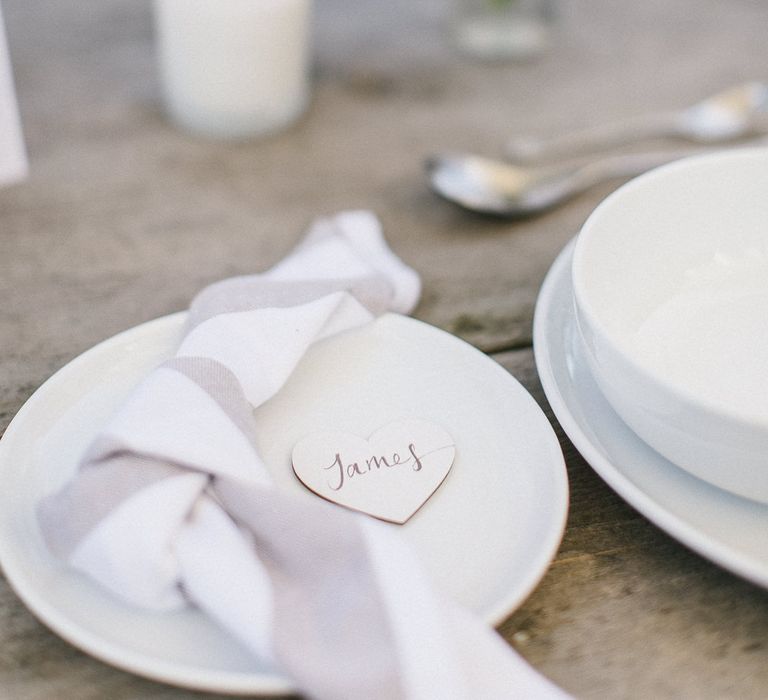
2,1,768,697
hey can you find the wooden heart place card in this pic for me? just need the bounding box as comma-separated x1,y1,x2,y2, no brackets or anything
292,419,456,524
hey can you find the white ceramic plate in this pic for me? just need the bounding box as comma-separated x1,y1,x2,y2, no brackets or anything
0,312,568,695
534,239,768,588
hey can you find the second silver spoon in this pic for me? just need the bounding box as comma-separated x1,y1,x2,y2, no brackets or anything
505,82,768,163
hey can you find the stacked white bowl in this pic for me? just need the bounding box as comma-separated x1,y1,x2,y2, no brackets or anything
572,148,768,502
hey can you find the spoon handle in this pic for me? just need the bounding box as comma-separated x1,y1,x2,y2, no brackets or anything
570,149,698,188
505,112,680,163
535,139,768,215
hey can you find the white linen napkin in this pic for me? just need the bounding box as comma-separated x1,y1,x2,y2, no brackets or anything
38,211,568,699
0,3,26,186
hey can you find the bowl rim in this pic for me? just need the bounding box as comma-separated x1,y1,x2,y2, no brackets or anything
572,146,768,432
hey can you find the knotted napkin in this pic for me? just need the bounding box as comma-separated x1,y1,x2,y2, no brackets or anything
39,211,568,699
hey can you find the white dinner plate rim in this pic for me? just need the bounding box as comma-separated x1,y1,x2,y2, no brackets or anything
0,312,568,695
533,239,768,589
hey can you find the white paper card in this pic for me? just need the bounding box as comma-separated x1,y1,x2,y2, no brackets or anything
0,4,26,186
292,419,456,524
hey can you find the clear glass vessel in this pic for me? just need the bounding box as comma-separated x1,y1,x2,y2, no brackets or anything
451,0,555,60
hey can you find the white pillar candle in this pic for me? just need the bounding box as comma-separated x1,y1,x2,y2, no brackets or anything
154,0,311,140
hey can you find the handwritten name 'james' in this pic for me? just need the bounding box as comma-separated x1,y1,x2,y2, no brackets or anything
323,443,425,491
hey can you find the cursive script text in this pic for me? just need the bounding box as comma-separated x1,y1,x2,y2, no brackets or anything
324,443,427,491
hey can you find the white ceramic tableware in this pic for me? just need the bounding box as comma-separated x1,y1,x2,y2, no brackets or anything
0,313,567,694
535,239,768,589
572,148,768,502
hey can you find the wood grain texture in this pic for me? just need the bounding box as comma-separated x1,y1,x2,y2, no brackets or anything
495,349,768,700
1,0,768,697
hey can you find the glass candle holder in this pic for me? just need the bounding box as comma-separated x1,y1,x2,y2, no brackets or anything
451,0,555,60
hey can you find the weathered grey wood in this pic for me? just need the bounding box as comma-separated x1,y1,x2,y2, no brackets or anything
496,349,768,700
2,0,768,697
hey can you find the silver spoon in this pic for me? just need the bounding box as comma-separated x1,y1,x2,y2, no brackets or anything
505,82,768,163
426,148,717,217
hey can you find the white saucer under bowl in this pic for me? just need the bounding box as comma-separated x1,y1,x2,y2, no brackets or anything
0,312,568,695
534,239,768,589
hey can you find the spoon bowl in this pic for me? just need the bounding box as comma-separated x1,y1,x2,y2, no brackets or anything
426,149,700,217
426,154,559,217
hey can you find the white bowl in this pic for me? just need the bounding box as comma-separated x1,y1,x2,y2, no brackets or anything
572,148,768,502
